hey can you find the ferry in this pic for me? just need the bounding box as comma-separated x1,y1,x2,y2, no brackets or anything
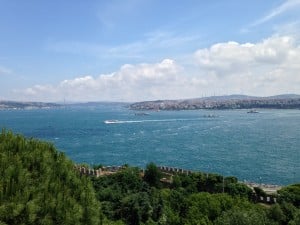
134,112,149,116
104,120,120,124
247,109,259,113
203,114,218,118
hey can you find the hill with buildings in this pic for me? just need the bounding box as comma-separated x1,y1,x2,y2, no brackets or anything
130,94,300,110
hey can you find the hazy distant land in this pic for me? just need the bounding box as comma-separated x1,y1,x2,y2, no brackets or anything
1,94,300,110
0,101,61,110
130,94,300,110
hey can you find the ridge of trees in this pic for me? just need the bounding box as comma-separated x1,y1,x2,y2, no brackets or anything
0,130,101,225
1,130,299,225
91,163,300,225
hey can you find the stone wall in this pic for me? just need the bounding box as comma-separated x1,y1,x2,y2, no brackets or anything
74,165,125,177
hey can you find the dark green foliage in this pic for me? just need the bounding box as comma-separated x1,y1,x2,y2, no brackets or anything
225,182,253,198
0,131,101,225
214,207,271,225
254,186,267,197
1,131,298,225
288,209,300,225
267,204,286,224
120,192,152,225
278,184,300,207
143,163,162,188
280,202,297,222
91,166,163,224
91,162,300,225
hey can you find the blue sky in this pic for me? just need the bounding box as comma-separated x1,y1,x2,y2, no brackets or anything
1,0,300,102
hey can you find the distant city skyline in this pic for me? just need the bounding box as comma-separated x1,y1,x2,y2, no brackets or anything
1,0,300,102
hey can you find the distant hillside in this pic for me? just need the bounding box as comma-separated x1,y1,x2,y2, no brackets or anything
130,94,300,110
67,101,129,107
0,101,61,110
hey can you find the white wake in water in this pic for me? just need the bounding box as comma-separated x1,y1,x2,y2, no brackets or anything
104,118,207,124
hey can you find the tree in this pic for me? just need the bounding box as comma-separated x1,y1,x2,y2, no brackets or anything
225,182,253,199
268,204,286,224
120,192,152,225
254,187,267,197
288,209,300,225
0,131,101,225
278,184,300,207
214,207,271,225
143,163,162,188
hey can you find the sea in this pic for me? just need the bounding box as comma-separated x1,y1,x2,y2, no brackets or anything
0,103,299,185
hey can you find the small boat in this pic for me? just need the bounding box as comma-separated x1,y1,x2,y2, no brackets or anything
134,112,149,116
247,109,259,113
104,120,120,124
203,114,217,118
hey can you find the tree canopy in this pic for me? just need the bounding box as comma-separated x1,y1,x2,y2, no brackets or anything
0,130,101,225
1,130,300,225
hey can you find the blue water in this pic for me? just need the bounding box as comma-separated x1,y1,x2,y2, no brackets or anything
0,104,299,185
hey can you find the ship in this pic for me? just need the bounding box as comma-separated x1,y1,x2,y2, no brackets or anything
104,120,120,124
134,112,149,116
247,109,259,113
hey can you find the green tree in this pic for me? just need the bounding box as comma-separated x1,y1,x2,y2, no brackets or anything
0,130,101,225
225,182,253,199
288,209,300,225
278,184,300,207
143,163,162,188
254,187,267,197
268,204,285,224
214,207,271,225
120,192,152,225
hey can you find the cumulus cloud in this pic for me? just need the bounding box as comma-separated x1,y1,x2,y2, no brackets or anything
195,36,293,73
13,59,189,102
13,35,300,102
194,35,300,95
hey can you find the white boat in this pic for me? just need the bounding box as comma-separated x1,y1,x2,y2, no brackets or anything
104,120,120,124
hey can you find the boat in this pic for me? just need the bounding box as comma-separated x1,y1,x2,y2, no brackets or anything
203,114,218,118
104,120,120,124
247,109,259,113
134,112,149,116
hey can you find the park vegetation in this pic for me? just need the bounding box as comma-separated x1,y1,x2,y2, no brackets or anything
0,130,300,225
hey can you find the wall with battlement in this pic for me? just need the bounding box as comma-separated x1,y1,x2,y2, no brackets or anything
75,164,279,204
158,165,193,175
74,165,125,177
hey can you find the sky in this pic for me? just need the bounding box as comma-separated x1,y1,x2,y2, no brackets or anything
0,0,300,102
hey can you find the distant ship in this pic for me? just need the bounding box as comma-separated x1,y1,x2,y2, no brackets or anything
104,120,120,124
247,109,259,113
203,114,218,118
134,112,149,116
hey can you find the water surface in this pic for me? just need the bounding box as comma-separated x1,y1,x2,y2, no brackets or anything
0,104,299,185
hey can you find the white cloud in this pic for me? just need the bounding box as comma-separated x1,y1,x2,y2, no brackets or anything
273,21,300,37
194,35,300,95
252,0,300,26
13,35,300,102
195,36,293,73
13,59,187,102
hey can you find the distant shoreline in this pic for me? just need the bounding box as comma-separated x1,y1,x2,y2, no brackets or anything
130,94,300,111
0,101,61,110
2,94,300,110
